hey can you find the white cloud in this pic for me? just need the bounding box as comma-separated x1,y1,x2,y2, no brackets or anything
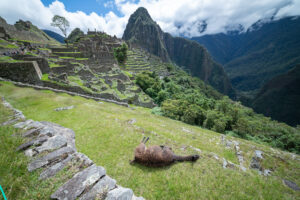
0,0,127,37
114,0,300,37
0,0,299,38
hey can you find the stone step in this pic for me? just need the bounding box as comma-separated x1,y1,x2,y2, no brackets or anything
79,175,116,200
35,135,68,153
106,186,133,200
50,48,75,53
39,154,74,180
28,146,75,172
16,135,48,151
53,52,84,58
51,164,106,200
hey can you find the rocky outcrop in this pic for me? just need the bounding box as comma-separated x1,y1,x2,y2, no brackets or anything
0,17,58,44
122,7,235,97
2,97,144,200
66,28,84,43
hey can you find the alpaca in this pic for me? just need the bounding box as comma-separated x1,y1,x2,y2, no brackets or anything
130,137,199,167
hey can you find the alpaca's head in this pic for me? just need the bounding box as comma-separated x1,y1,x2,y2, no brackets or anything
191,155,200,161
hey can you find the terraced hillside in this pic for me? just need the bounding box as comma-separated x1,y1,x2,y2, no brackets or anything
125,48,170,76
0,29,155,108
0,82,299,200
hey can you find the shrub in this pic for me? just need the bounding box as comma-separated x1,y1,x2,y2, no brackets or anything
114,43,128,64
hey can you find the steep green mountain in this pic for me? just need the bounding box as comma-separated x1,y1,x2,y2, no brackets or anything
123,7,235,97
66,28,84,43
252,65,300,126
123,7,170,62
192,16,300,92
43,29,65,43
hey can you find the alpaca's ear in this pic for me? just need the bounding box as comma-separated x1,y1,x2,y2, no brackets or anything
144,137,149,144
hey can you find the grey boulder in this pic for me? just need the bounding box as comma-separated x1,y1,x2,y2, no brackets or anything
16,135,48,151
51,165,106,200
14,119,34,129
39,154,74,180
35,135,67,153
105,187,133,200
28,146,75,172
80,175,116,200
283,179,300,191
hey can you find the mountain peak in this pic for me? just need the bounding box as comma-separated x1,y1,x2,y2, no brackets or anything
122,7,169,61
127,7,155,26
134,7,151,17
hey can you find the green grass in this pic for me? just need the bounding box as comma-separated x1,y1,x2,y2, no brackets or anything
75,58,89,61
59,56,75,59
0,82,299,200
25,52,39,57
0,96,87,200
38,48,51,51
49,62,62,68
0,56,20,63
0,44,18,49
68,76,84,86
41,74,49,81
54,52,81,54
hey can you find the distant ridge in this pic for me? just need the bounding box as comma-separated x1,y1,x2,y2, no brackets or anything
43,29,65,43
252,64,300,126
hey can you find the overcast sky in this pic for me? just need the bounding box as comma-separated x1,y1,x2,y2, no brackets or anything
0,0,299,38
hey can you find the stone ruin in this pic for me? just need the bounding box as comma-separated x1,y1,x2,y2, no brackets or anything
0,22,155,108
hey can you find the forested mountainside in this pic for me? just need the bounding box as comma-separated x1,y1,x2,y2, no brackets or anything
251,64,300,126
192,16,300,126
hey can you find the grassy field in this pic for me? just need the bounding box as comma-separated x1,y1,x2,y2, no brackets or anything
0,81,299,200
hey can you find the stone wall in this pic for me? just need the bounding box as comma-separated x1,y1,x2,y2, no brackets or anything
12,55,50,73
0,61,42,84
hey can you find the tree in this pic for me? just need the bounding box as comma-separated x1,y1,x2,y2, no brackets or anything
51,15,70,45
114,43,128,64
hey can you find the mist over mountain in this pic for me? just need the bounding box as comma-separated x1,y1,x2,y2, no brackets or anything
123,7,235,97
192,16,300,92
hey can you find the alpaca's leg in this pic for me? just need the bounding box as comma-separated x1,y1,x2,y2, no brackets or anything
144,137,149,144
130,159,136,165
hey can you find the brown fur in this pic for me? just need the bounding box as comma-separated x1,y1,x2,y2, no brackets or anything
131,137,199,167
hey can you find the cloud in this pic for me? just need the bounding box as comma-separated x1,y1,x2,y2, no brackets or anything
0,0,299,38
0,0,127,37
114,0,300,37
